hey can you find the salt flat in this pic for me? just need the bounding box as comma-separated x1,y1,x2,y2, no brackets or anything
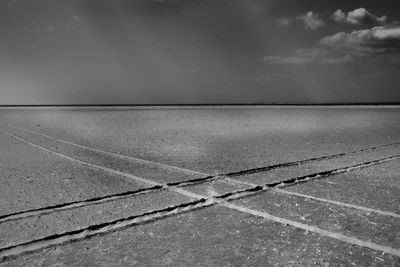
0,106,399,266
1,106,399,173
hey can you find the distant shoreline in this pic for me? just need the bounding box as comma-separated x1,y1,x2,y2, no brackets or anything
0,103,399,110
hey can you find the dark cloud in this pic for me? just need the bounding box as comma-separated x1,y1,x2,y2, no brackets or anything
296,11,325,29
321,25,400,55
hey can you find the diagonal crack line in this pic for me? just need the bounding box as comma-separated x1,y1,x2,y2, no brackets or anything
2,123,400,192
0,185,164,223
1,152,400,260
1,127,400,259
0,175,217,223
1,152,396,224
220,202,400,258
214,154,400,201
0,126,399,224
273,189,400,219
3,126,398,192
0,124,208,177
0,137,399,261
0,126,398,225
222,141,400,177
0,198,216,261
3,123,400,179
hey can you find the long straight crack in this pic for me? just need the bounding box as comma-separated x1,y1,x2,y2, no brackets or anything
223,141,400,177
2,123,400,197
3,123,400,178
0,185,164,223
0,124,208,177
218,154,400,202
2,154,400,260
0,198,216,261
273,189,400,219
1,150,399,223
223,179,400,218
1,128,400,260
1,127,399,223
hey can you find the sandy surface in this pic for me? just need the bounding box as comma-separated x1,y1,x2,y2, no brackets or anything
235,190,400,250
0,106,399,265
1,107,399,173
234,145,400,185
285,159,400,214
2,206,399,267
0,134,148,215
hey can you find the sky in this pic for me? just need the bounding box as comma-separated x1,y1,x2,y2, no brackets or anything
1,0,400,105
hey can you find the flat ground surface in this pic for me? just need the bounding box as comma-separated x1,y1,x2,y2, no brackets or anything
0,106,399,266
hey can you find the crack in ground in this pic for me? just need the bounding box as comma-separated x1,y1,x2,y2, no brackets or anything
1,127,400,260
0,198,215,261
1,154,399,260
222,141,400,177
2,123,400,179
0,185,164,223
214,154,400,201
1,146,399,223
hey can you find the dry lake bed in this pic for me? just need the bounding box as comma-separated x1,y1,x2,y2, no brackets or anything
0,106,399,266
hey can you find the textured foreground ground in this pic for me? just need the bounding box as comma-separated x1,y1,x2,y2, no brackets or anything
0,106,399,266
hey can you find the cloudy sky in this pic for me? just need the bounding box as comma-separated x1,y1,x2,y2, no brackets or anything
1,0,400,104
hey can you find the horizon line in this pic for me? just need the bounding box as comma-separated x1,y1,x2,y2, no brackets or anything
1,102,400,106
1,103,400,109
